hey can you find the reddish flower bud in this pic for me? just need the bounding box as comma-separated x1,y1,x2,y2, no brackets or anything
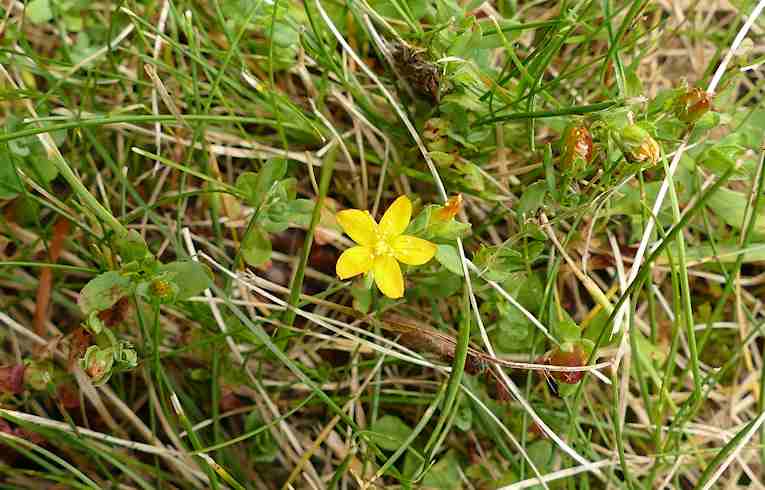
674,88,711,124
547,344,587,384
560,125,594,172
0,365,25,395
56,383,81,410
435,194,463,221
528,422,546,438
494,376,511,402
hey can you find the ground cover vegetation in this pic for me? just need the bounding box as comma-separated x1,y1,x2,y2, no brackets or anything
1,0,765,488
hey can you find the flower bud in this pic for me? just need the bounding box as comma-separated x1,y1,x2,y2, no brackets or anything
674,87,711,124
619,124,660,165
560,125,594,172
148,278,178,304
0,364,25,395
546,344,586,384
435,194,463,221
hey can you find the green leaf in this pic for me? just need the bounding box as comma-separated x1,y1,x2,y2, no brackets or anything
553,316,581,343
493,302,535,353
113,230,150,263
624,67,643,99
369,0,429,20
256,159,288,198
406,205,434,236
236,160,289,209
244,413,279,463
454,401,472,431
235,171,259,205
80,345,115,386
454,161,484,192
516,181,547,216
26,0,54,24
0,152,22,199
241,226,272,266
367,415,413,451
262,198,314,231
426,210,472,240
696,143,747,176
350,279,372,313
435,244,463,276
158,261,213,300
473,243,544,282
411,270,462,299
707,187,765,235
449,19,482,59
78,271,132,315
527,439,554,471
429,151,457,167
502,272,544,312
22,156,59,184
421,449,461,489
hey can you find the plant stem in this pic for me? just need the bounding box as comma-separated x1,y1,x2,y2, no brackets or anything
281,145,337,335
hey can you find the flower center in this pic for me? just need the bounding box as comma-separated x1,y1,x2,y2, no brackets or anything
373,237,393,258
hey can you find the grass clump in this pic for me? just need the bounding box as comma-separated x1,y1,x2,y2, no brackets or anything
1,0,765,488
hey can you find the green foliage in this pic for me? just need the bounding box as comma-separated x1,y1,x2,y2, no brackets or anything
236,160,314,266
434,244,462,275
0,151,23,199
113,230,150,264
241,225,272,267
2,0,762,487
25,0,53,24
483,272,544,353
158,261,213,301
368,415,414,451
78,271,132,316
0,117,63,199
473,239,544,283
410,269,463,299
407,204,471,240
350,279,373,313
79,340,137,386
707,187,765,235
420,449,461,489
244,413,279,463
236,160,288,209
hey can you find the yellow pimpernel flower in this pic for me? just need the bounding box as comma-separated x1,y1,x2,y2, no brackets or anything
336,196,437,299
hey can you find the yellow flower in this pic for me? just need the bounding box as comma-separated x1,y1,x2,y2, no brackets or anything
336,196,437,299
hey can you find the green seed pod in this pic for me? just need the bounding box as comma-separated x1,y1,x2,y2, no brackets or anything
113,341,138,370
80,345,115,386
619,124,661,165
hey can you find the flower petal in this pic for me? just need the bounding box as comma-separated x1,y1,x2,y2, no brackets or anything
336,209,377,246
336,246,373,279
392,235,437,265
378,195,412,238
373,255,404,299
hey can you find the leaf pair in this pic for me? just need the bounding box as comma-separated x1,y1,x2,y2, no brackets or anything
236,160,315,266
